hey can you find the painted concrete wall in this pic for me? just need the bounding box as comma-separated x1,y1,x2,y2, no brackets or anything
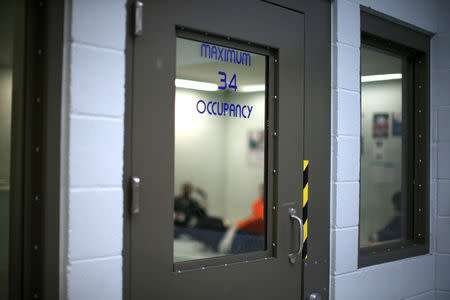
431,0,450,298
331,0,449,299
61,0,127,299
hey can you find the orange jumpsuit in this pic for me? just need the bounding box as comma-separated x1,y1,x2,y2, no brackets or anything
236,199,264,235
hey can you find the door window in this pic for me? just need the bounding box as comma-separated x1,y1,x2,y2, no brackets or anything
0,1,14,297
174,37,268,262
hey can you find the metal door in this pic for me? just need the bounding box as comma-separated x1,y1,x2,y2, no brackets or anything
128,1,305,299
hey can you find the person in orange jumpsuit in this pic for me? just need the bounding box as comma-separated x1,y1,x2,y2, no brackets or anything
236,185,264,235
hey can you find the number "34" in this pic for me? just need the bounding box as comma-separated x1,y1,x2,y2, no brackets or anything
218,71,237,91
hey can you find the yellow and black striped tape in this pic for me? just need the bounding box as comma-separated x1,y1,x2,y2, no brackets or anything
302,160,309,260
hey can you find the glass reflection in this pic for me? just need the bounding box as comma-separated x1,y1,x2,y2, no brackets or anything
360,46,405,247
173,38,267,262
0,0,14,297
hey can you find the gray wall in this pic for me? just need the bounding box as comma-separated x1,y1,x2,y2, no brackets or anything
431,0,450,297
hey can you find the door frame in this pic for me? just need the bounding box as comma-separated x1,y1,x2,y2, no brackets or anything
9,0,64,299
123,0,331,299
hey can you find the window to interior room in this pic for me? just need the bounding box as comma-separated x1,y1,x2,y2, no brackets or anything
173,37,268,262
359,11,430,267
0,1,14,296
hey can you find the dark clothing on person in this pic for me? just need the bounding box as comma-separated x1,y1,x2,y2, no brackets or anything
378,215,401,241
174,196,206,227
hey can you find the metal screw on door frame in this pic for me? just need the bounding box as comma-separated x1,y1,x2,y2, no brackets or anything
309,293,322,300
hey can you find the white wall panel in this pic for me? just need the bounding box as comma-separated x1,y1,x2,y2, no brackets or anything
63,0,126,299
71,44,125,117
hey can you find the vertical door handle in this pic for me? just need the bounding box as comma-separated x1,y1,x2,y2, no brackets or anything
130,176,141,214
288,208,304,264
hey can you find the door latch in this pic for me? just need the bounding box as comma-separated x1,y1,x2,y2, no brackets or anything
134,1,143,36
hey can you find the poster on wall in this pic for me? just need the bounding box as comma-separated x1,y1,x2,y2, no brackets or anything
392,112,402,136
372,113,389,138
248,130,264,166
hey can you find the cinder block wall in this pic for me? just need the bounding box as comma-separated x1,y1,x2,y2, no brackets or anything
61,0,127,299
432,0,450,298
331,0,450,299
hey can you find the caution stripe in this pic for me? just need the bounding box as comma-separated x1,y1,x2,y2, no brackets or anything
302,160,309,260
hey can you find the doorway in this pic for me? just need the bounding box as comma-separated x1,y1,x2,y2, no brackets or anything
125,1,331,299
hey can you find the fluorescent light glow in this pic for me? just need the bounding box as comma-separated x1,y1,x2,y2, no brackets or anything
239,84,266,93
175,79,218,91
361,73,402,83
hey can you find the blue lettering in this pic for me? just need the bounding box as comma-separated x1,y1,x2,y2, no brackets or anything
218,47,224,61
201,44,210,58
242,105,248,118
196,100,206,114
218,102,224,116
229,104,235,117
223,103,229,115
235,105,242,118
218,71,227,90
227,49,235,63
207,101,213,115
236,52,242,65
248,106,253,118
211,46,217,60
242,53,251,66
196,100,252,119
200,43,251,67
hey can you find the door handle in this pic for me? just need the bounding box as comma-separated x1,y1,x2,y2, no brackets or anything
288,208,304,264
130,176,141,214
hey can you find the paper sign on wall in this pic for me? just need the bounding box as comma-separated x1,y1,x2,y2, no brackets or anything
372,113,389,138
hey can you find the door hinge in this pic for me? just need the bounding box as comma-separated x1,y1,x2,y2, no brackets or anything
130,176,141,214
134,1,143,37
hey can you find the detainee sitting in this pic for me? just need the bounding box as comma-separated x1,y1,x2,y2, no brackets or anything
369,191,402,243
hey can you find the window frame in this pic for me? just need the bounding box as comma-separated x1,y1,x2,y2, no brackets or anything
358,10,430,268
9,0,65,298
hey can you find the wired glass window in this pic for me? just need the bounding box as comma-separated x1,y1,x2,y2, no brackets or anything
360,46,405,247
173,37,268,262
359,13,429,267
